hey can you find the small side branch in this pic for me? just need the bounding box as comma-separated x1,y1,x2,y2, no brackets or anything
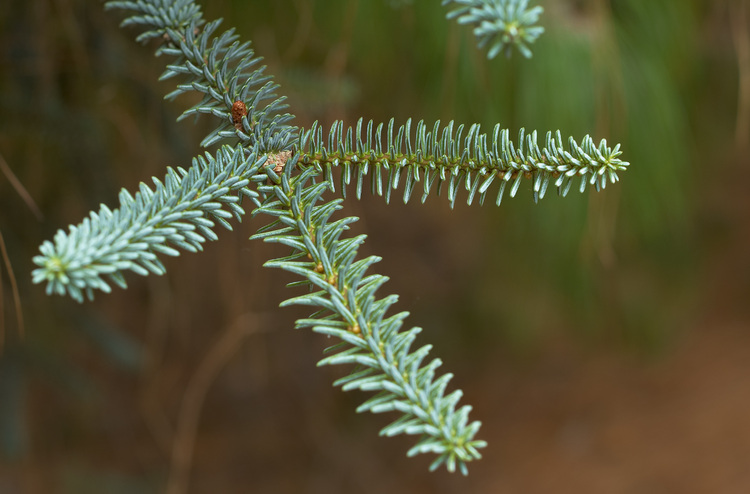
297,118,629,208
443,0,544,59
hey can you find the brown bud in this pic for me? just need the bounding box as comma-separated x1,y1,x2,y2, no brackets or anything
231,100,248,130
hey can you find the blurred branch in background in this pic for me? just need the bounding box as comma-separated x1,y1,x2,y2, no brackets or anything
166,313,266,494
0,149,34,350
582,0,625,270
730,0,750,151
0,230,25,350
443,0,545,59
0,151,43,222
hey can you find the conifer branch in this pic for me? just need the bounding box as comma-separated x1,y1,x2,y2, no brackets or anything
106,0,295,151
443,0,544,58
30,0,630,474
251,158,486,475
32,146,263,302
297,119,629,207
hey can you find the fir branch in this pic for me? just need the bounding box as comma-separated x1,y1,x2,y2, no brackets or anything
443,0,544,59
32,146,264,302
30,0,631,475
297,118,629,208
105,0,204,43
106,0,295,151
250,158,486,475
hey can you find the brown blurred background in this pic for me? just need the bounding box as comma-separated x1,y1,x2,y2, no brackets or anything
1,0,750,492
